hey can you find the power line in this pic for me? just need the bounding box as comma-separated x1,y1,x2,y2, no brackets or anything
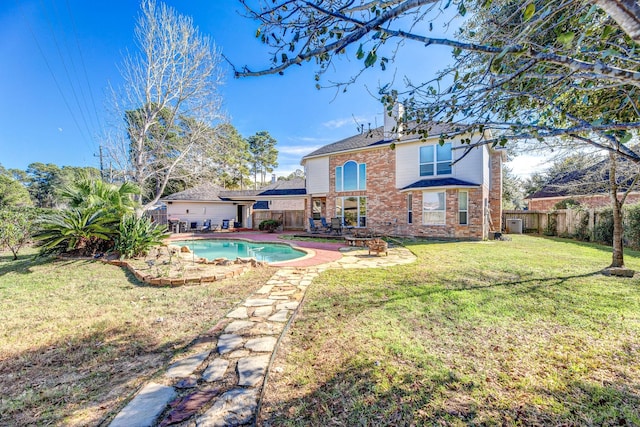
64,0,102,132
39,0,94,145
50,0,96,133
16,0,89,147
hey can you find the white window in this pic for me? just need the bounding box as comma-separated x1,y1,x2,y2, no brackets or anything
419,143,452,176
459,191,468,225
336,196,367,227
335,161,366,192
423,191,445,225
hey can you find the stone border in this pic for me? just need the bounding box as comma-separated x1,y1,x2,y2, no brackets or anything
166,236,316,266
106,257,255,287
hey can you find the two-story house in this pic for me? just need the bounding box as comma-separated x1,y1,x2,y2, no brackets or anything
301,105,503,240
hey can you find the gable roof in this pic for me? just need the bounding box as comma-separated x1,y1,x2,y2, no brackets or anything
302,122,467,159
525,156,637,200
162,183,227,201
257,177,306,197
161,177,307,202
525,169,588,199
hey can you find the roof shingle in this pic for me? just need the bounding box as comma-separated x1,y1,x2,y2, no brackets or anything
303,122,467,159
401,178,480,190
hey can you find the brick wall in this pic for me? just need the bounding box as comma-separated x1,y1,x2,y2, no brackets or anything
320,146,488,239
489,150,503,232
528,193,640,211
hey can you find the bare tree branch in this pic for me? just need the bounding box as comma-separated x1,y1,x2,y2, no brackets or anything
595,0,640,41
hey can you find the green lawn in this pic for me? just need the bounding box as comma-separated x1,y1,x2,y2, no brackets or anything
259,235,640,426
0,248,273,426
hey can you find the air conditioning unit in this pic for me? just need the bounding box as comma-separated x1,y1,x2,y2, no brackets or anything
506,219,523,234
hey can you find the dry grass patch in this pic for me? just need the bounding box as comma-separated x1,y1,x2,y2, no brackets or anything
259,235,640,426
0,248,273,426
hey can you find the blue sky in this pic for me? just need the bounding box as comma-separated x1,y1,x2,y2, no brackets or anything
0,0,468,177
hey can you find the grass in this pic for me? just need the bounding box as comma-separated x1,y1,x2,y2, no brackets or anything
0,247,273,426
259,235,640,426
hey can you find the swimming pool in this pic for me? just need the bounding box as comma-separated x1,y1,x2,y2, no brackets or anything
171,239,306,263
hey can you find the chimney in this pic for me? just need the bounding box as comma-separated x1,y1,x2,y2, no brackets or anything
383,102,404,141
271,174,276,184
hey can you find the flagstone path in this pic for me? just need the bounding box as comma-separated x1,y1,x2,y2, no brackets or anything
109,244,416,427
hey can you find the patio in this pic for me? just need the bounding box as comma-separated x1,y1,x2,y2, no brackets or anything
164,231,414,268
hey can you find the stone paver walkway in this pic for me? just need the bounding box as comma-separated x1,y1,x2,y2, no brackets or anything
109,244,415,426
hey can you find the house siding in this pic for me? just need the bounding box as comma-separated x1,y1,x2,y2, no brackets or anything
395,138,484,189
305,157,330,194
166,202,239,228
255,198,304,210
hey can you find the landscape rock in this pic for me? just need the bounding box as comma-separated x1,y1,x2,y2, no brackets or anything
202,359,229,382
196,388,258,427
604,267,635,277
110,383,176,427
159,389,220,427
217,334,244,354
165,350,210,378
244,336,277,353
237,355,270,386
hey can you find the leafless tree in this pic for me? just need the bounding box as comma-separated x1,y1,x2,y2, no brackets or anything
106,0,225,211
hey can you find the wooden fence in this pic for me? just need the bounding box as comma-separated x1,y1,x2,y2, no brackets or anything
503,209,598,237
252,210,305,230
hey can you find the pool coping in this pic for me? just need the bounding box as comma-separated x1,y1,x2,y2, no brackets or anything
165,232,346,267
167,236,315,266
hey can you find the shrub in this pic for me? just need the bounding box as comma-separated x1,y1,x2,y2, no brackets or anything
115,214,168,259
543,213,557,236
573,210,591,241
593,208,614,245
258,219,281,233
0,207,39,259
33,208,119,256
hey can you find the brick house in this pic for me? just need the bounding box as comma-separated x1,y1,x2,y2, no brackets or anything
525,161,640,211
301,106,504,240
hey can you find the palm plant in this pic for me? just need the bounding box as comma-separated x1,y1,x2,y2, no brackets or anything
59,178,140,217
115,214,168,259
34,209,119,256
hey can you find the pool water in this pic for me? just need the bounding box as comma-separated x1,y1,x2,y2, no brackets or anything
172,239,305,263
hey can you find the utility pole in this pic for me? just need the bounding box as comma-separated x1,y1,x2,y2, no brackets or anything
95,145,105,180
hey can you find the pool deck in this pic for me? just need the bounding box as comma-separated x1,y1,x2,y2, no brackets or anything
166,231,345,267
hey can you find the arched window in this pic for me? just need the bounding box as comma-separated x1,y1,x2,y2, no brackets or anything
335,160,366,192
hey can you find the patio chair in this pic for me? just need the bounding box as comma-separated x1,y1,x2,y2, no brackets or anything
330,217,342,235
308,218,320,234
221,219,230,230
320,217,332,233
200,219,212,232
